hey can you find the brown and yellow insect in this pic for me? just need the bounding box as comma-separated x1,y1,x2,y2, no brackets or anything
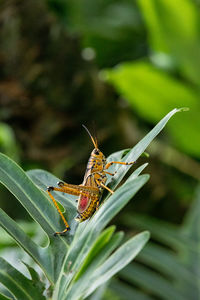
47,126,135,236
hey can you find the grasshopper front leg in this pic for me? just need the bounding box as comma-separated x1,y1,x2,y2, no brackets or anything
105,160,136,170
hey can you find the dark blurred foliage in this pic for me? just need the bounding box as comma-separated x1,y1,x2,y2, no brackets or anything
0,0,117,174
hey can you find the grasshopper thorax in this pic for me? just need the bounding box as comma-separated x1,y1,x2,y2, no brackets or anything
88,148,106,171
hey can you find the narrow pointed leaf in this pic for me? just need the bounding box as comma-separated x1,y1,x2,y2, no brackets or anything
58,231,124,300
110,279,153,300
122,213,189,250
138,244,197,286
22,262,46,295
74,226,116,281
83,231,150,298
0,292,12,300
0,153,68,238
0,209,54,282
27,169,77,236
87,283,108,300
120,264,186,300
68,231,124,298
109,108,185,190
0,153,69,283
0,258,45,300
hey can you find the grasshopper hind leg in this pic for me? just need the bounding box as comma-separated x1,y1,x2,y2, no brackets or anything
47,186,71,236
53,228,70,237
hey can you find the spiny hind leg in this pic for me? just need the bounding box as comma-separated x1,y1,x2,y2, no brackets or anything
47,186,71,236
105,160,136,170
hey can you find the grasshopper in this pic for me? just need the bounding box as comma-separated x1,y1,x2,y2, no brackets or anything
47,126,135,236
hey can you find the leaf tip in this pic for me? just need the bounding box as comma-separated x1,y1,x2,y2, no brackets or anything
141,152,150,158
143,230,151,241
177,107,189,112
142,174,150,181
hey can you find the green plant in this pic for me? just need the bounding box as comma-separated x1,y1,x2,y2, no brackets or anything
113,185,200,300
0,109,184,299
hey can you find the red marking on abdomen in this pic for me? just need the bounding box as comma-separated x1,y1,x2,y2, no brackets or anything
79,194,89,212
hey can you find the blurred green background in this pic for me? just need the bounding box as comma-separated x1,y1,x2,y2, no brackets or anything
0,0,200,299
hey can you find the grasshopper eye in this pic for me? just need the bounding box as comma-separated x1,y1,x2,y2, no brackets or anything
94,149,99,155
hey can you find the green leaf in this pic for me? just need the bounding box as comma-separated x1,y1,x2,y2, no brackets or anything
120,263,185,300
138,0,200,85
0,209,53,283
0,258,45,300
105,61,198,156
105,62,194,123
62,230,124,300
109,279,153,300
74,226,116,281
138,244,197,287
0,292,12,300
26,169,76,208
0,153,68,237
84,231,150,298
0,153,70,283
108,108,184,189
179,186,200,297
87,283,108,300
22,262,46,296
122,186,200,300
182,186,200,241
27,169,77,236
122,213,187,250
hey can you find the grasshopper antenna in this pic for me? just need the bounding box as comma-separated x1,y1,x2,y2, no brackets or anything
82,124,98,149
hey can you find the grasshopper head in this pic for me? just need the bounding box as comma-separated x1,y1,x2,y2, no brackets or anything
91,148,105,159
